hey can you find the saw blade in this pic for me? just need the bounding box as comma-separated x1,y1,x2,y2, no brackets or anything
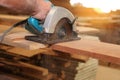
51,18,73,40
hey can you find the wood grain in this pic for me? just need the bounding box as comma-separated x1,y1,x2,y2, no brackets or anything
51,40,120,64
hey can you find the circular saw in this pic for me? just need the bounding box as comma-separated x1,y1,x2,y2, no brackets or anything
25,6,80,44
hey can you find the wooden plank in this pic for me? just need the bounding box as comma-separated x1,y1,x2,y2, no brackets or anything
0,59,48,80
0,44,48,57
51,40,120,64
0,32,47,50
18,62,48,76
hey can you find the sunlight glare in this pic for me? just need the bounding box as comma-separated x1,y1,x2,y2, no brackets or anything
70,0,120,13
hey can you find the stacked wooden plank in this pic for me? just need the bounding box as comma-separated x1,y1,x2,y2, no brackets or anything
39,54,98,80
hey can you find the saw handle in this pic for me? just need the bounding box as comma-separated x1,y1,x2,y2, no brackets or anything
25,17,44,34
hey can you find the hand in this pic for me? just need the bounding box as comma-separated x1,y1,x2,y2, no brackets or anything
32,0,52,20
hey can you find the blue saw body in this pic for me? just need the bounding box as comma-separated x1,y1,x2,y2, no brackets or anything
25,17,44,34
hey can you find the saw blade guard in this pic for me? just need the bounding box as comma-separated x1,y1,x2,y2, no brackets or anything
43,6,76,33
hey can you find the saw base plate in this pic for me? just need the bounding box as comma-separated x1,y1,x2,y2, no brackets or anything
25,33,80,45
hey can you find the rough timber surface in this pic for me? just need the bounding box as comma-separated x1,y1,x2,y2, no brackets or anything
51,40,120,64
